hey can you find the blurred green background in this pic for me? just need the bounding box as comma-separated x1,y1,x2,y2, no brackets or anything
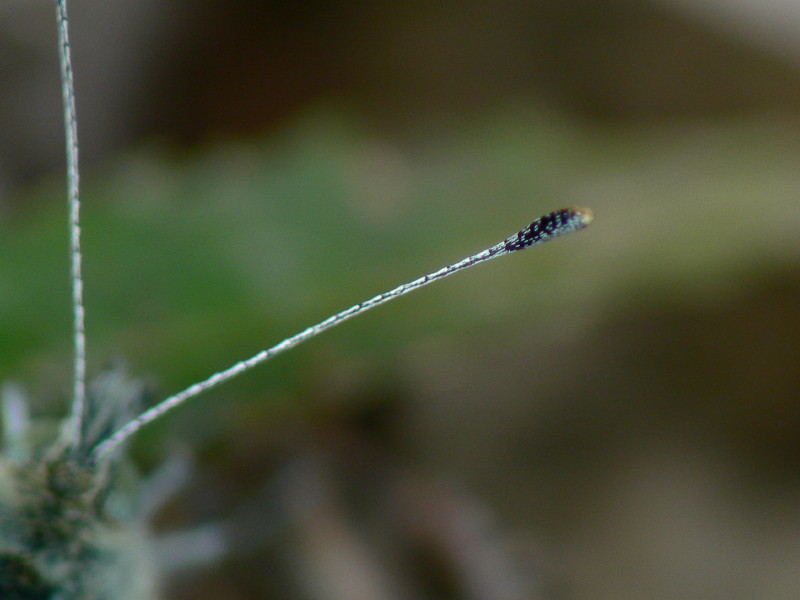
1,2,800,599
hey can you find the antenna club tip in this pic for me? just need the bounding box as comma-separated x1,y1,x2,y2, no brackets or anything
502,207,594,253
571,206,594,228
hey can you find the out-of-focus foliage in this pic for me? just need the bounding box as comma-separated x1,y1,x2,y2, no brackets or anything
2,102,799,599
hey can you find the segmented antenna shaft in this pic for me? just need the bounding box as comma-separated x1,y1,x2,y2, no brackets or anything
55,0,87,451
93,207,593,462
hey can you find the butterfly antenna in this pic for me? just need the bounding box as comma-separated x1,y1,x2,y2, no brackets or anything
55,0,87,453
92,207,593,463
